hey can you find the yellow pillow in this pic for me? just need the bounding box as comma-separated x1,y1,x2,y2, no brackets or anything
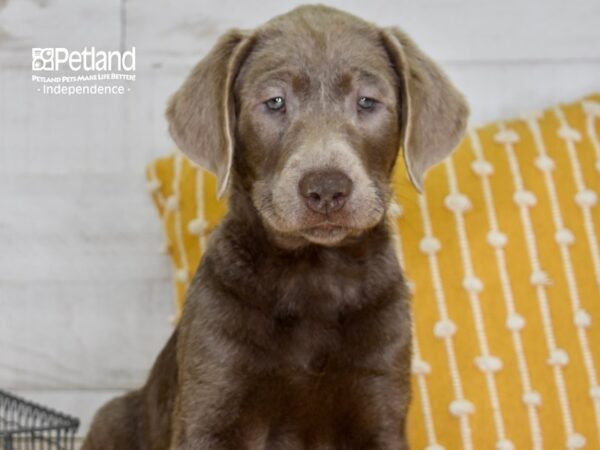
147,94,600,450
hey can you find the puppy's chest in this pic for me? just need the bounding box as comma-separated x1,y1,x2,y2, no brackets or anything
274,267,363,315
266,269,365,371
271,314,339,374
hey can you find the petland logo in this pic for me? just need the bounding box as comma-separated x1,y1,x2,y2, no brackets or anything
32,47,136,72
31,47,136,95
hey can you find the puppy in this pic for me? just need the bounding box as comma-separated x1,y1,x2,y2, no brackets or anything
83,5,468,449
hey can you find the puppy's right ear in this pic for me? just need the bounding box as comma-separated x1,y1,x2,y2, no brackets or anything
166,29,255,197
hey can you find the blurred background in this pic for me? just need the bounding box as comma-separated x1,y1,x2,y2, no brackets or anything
0,0,599,442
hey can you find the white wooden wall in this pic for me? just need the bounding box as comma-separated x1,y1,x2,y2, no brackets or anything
1,0,599,440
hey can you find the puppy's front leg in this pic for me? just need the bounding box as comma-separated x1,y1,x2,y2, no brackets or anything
170,374,249,450
171,429,243,450
341,370,411,450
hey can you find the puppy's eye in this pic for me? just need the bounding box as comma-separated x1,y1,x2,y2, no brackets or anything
265,96,285,111
357,97,376,110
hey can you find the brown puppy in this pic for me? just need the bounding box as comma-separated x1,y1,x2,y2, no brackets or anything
83,5,468,449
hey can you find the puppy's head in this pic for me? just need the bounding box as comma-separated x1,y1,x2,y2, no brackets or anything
167,5,468,247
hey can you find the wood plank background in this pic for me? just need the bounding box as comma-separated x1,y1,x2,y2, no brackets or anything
1,0,599,441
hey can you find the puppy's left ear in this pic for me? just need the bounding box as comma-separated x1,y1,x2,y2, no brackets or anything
166,29,255,197
381,28,469,191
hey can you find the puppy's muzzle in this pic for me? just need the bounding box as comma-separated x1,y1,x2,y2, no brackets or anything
298,169,353,215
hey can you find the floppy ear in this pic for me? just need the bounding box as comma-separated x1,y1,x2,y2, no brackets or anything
166,29,255,197
381,28,469,191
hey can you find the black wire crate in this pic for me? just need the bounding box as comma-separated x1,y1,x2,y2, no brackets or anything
0,390,79,450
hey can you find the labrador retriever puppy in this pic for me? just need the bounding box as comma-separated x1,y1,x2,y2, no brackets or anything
83,5,467,449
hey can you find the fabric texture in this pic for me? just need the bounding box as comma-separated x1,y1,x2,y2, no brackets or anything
147,94,600,449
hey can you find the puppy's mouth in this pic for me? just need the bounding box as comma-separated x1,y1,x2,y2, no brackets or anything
299,223,352,245
308,222,343,232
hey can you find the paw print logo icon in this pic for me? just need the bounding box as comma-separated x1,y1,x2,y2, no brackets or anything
32,48,54,71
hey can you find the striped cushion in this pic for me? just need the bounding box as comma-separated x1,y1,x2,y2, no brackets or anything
147,94,600,449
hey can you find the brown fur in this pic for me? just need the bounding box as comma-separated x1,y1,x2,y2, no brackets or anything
83,5,467,449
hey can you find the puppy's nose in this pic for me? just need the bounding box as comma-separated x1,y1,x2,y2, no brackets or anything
299,170,353,214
